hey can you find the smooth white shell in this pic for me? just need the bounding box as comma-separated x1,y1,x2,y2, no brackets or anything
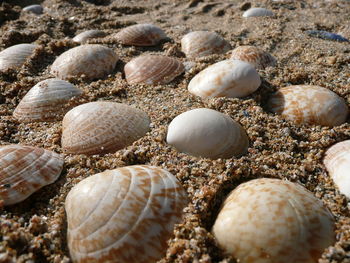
73,30,106,44
0,44,38,72
243,7,274,17
22,5,43,14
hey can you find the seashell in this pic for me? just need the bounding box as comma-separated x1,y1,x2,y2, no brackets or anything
243,7,274,17
0,44,38,72
305,30,349,42
124,55,184,85
230,45,276,70
65,165,188,263
0,145,64,206
181,31,231,58
73,30,107,44
50,44,118,80
115,24,167,46
62,102,150,155
188,59,261,99
268,85,348,126
212,178,335,263
22,5,43,14
13,78,83,123
166,108,249,159
324,140,350,198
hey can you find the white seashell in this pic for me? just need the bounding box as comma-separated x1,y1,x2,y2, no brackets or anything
243,7,274,17
13,78,83,122
73,30,107,44
65,165,188,263
212,178,335,263
181,31,231,58
22,5,43,14
188,60,261,99
0,145,64,206
62,102,150,155
166,108,249,159
324,140,350,198
0,44,38,72
50,44,118,80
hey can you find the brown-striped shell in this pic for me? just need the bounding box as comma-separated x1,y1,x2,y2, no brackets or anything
61,102,150,155
124,55,184,85
73,30,107,44
230,45,276,69
0,44,38,72
65,165,188,263
0,145,64,206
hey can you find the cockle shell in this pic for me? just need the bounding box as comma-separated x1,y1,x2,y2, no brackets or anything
212,178,335,263
188,60,261,99
166,108,249,159
124,55,184,85
324,140,350,198
243,7,274,17
0,44,38,72
181,31,231,58
0,145,64,206
65,165,188,263
22,5,43,14
13,78,83,122
73,30,107,44
115,24,167,46
62,102,150,155
230,45,276,70
268,85,348,126
50,44,118,80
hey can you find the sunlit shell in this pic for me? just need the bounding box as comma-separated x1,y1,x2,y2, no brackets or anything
268,85,348,126
0,44,38,72
188,59,261,99
65,165,188,263
50,44,118,80
0,145,64,206
243,7,274,17
22,4,43,14
115,24,167,46
124,55,184,85
212,178,335,263
167,108,249,159
230,45,276,69
324,140,350,198
181,31,231,58
13,78,83,122
62,102,150,155
73,30,107,44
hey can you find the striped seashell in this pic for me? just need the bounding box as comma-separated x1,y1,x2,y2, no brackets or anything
188,59,261,99
50,44,118,80
167,108,249,159
115,24,167,46
65,165,188,263
230,45,276,70
73,30,107,44
243,7,274,17
0,44,38,72
0,145,64,206
22,4,43,14
62,102,150,155
324,140,350,198
181,31,231,58
268,85,348,126
13,78,83,122
212,178,335,263
124,55,184,85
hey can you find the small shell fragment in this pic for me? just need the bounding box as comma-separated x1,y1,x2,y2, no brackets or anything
0,44,38,72
230,45,276,69
243,7,274,17
306,30,349,42
73,30,107,44
22,5,43,14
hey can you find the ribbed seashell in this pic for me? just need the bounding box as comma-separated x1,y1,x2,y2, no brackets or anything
50,44,118,80
181,31,231,58
188,60,261,99
230,45,276,70
13,78,83,123
167,108,249,159
0,145,64,206
324,140,350,198
115,24,167,46
268,85,348,126
22,5,43,14
124,55,184,85
62,102,150,155
0,44,38,72
65,165,188,263
243,7,274,17
212,178,335,263
73,30,107,44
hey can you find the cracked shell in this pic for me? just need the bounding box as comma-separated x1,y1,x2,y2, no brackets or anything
230,45,276,69
73,30,107,44
0,44,38,72
243,7,274,17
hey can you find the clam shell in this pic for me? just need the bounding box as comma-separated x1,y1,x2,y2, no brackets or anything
268,85,348,126
50,44,118,80
65,165,188,263
124,55,184,85
212,178,335,263
0,145,64,206
13,78,83,123
73,30,107,44
243,7,274,17
22,4,43,14
324,140,350,198
166,108,249,159
115,24,167,46
181,31,231,58
0,44,38,72
188,59,261,99
62,102,150,155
